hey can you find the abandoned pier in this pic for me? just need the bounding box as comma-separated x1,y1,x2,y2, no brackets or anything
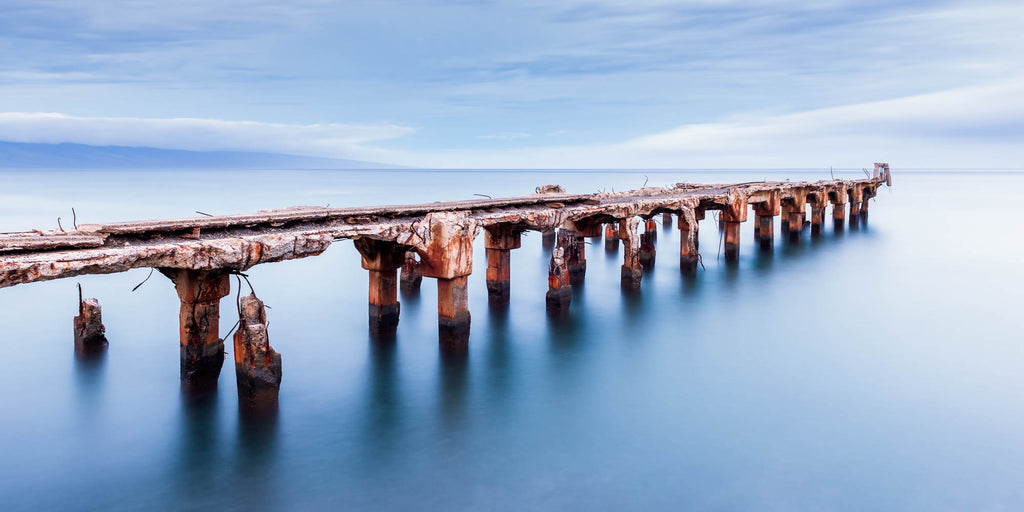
0,165,891,406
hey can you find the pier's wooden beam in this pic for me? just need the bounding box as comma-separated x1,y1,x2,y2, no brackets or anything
233,293,281,412
162,269,231,388
620,218,642,288
355,238,409,338
484,224,522,306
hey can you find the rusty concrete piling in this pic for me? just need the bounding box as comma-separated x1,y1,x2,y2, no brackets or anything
662,212,673,229
678,211,700,274
73,291,107,355
163,269,231,388
546,246,572,314
753,193,778,251
355,238,406,338
484,225,520,306
400,251,422,292
619,218,642,288
604,223,619,252
233,293,282,411
560,228,587,283
638,221,656,269
436,277,471,352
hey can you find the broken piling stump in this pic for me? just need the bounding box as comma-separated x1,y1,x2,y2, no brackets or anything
233,293,282,411
604,223,619,252
638,222,656,269
73,293,107,356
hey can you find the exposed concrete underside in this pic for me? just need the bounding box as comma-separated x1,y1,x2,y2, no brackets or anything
0,178,884,289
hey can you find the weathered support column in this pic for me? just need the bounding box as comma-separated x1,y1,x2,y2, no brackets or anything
721,192,747,262
848,186,863,228
830,186,847,230
546,246,572,313
437,276,470,352
693,208,704,250
662,212,673,228
604,223,619,252
784,191,807,241
541,230,556,249
861,185,875,221
73,289,107,356
679,209,700,275
638,220,656,268
415,212,478,353
753,192,779,251
620,218,642,288
400,251,422,292
645,219,657,242
565,221,598,282
163,269,231,387
355,238,408,338
809,190,828,237
233,293,282,410
484,224,521,306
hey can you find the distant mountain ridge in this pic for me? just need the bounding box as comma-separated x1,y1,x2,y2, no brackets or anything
0,141,403,169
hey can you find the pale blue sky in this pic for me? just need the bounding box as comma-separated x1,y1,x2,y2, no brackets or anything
0,0,1021,167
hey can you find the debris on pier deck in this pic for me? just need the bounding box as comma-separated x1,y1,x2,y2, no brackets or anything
0,164,890,396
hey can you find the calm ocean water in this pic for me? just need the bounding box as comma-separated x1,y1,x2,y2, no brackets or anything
1,169,1023,511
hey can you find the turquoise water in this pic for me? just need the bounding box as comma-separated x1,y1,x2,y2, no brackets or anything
1,170,1023,511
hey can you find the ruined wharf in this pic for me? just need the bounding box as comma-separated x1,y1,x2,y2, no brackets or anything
0,164,891,404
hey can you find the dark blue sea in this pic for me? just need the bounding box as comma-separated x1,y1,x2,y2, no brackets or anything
1,169,1022,511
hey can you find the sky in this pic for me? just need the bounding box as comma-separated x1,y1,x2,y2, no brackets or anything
0,0,1021,168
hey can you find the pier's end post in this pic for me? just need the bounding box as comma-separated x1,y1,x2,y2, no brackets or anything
484,224,521,306
234,293,282,411
163,269,231,388
355,238,408,339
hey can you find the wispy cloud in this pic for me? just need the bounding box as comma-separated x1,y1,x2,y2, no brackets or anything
475,132,532,140
0,113,416,161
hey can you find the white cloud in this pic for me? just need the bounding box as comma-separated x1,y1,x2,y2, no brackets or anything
475,132,532,140
0,113,416,161
386,78,1024,169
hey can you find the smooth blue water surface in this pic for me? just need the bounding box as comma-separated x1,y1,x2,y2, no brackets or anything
1,170,1022,511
